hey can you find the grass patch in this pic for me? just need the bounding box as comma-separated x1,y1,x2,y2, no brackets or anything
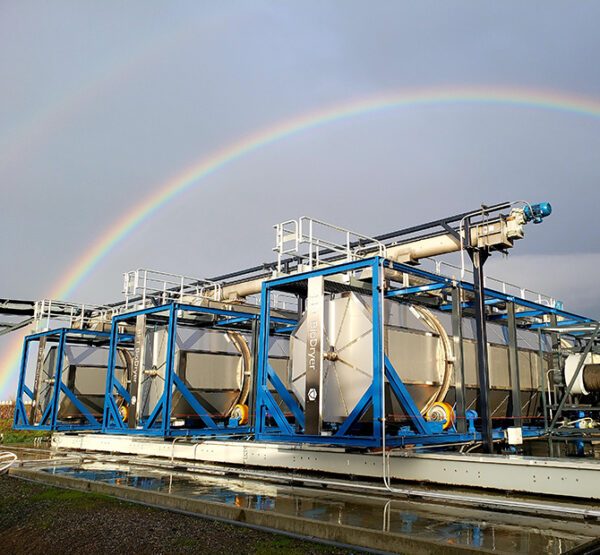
31,487,120,509
0,417,50,444
250,535,332,554
173,537,198,547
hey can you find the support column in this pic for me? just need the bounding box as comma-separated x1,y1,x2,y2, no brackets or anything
538,329,549,431
129,314,146,429
29,336,46,424
248,318,260,428
548,314,560,456
507,302,522,426
470,248,493,454
451,287,467,433
305,276,324,435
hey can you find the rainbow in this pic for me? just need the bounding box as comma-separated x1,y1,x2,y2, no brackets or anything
2,84,600,399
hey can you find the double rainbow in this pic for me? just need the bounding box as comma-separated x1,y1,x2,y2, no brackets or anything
2,85,600,399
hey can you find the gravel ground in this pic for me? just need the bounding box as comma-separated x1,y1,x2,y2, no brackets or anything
0,475,364,554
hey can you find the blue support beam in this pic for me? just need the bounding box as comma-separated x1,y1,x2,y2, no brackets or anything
49,329,66,430
384,356,431,435
371,259,383,442
335,386,373,437
439,298,504,311
172,372,216,428
267,363,305,429
104,302,265,437
489,309,545,321
386,259,593,327
59,382,100,427
530,319,581,330
386,282,448,298
215,316,254,327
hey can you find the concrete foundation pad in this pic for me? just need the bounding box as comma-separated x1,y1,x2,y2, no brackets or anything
9,467,485,554
53,433,600,499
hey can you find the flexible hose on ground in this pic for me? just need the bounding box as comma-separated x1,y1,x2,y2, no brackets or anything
0,451,17,474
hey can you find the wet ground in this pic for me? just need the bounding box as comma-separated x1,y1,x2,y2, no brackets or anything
0,473,354,554
4,445,600,553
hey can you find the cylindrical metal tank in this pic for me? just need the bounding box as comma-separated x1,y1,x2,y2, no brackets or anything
39,344,131,423
288,292,545,427
169,326,253,423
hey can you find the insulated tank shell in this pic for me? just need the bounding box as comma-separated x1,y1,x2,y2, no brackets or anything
288,292,546,423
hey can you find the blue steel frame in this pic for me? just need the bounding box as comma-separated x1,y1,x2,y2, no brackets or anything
102,302,291,438
14,328,111,432
255,256,550,448
382,258,594,330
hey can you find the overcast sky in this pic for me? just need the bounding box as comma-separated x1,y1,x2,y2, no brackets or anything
1,1,600,399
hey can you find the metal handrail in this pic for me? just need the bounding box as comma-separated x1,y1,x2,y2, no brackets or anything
274,216,386,272
122,269,222,309
423,258,559,309
33,299,113,332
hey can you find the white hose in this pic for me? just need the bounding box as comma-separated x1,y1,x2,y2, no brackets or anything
408,305,454,415
226,331,252,416
381,269,454,493
0,451,17,474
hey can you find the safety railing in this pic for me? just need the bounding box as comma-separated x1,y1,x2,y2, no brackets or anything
421,258,560,308
122,269,222,309
274,216,386,272
33,300,116,332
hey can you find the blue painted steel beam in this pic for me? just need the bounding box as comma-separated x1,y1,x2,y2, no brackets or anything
529,319,581,330
215,316,254,327
163,304,178,435
386,282,448,298
259,386,294,435
172,372,216,428
371,259,383,442
38,397,54,427
265,258,376,289
59,382,100,426
64,329,111,338
386,259,594,325
113,380,130,404
21,329,66,341
255,285,271,437
439,298,504,311
176,303,259,320
23,328,112,341
270,317,299,325
49,330,66,429
267,363,305,428
335,385,373,437
103,319,124,431
144,396,165,430
13,339,31,429
384,356,431,435
489,309,545,321
113,304,172,322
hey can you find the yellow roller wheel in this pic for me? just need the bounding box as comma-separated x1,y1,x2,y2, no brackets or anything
231,403,249,426
425,401,455,430
119,404,129,422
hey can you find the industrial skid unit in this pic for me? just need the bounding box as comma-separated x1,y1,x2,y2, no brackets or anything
12,201,600,457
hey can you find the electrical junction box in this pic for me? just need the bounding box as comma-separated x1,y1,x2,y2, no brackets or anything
506,426,523,445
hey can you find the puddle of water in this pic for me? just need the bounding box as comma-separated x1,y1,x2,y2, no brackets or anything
38,463,595,553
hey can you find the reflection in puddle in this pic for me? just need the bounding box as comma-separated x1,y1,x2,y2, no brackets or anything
38,464,594,553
